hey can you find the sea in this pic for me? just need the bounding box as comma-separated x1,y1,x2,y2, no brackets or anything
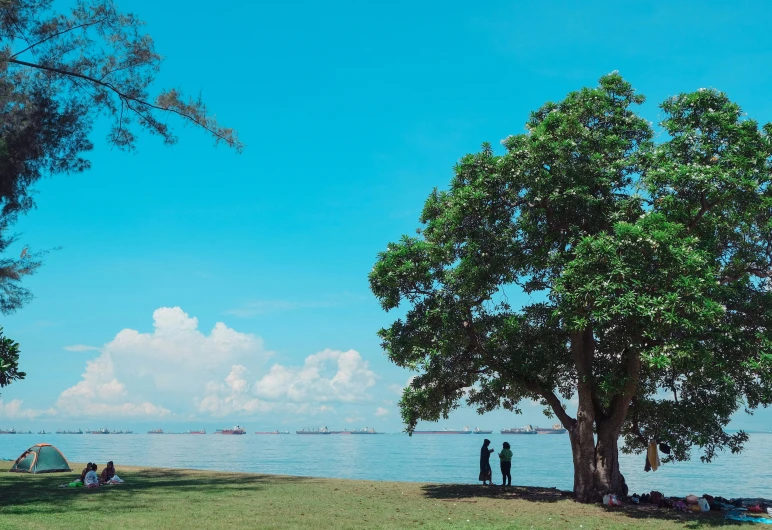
1,432,770,499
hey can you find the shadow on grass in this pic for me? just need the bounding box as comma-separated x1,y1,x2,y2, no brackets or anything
420,484,743,528
0,467,308,516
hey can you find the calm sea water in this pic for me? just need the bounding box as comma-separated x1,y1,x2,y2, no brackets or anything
1,432,769,499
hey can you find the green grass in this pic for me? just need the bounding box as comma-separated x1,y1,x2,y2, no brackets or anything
0,462,745,529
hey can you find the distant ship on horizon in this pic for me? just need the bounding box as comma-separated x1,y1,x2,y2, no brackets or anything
473,428,493,434
414,427,471,435
148,429,164,434
0,427,16,434
350,427,380,434
186,429,206,434
535,424,567,434
217,425,246,435
501,425,537,435
297,427,331,435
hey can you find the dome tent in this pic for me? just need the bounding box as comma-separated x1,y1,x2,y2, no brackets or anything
10,444,71,474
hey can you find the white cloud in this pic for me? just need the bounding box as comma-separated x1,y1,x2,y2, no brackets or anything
254,349,377,403
0,399,54,420
56,353,170,418
56,307,267,419
63,344,101,352
52,307,382,422
375,407,389,417
196,365,272,417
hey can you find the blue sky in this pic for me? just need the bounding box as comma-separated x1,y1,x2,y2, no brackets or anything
1,0,771,432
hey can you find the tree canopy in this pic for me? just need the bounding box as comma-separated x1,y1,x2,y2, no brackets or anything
370,73,772,502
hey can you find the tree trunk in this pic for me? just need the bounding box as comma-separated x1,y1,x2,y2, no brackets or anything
570,423,628,503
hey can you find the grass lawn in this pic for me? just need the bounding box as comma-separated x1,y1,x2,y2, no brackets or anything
0,462,745,529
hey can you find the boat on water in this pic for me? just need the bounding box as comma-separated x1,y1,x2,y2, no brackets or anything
414,427,472,435
148,429,164,434
0,428,17,434
350,427,380,434
217,425,246,435
535,424,567,434
473,428,493,434
254,430,289,434
501,425,537,435
38,430,47,435
57,429,83,434
90,428,110,434
296,427,331,435
186,430,206,434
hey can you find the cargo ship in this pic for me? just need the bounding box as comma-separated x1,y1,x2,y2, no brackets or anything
473,428,493,434
186,429,206,434
148,429,164,434
254,430,290,434
297,427,331,434
414,427,471,434
501,425,537,434
57,429,83,434
536,424,567,434
350,428,380,434
216,425,246,435
0,427,16,434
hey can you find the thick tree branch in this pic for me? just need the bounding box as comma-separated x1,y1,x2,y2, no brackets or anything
686,193,719,233
606,349,641,430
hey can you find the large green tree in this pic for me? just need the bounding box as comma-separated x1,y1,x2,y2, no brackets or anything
370,73,772,503
0,0,242,388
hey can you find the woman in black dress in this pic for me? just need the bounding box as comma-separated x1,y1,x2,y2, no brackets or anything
479,438,494,485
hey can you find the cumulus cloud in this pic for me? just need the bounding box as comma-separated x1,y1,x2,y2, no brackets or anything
56,307,267,419
0,399,54,420
254,349,377,403
375,407,389,417
56,353,170,418
196,365,272,417
53,307,383,421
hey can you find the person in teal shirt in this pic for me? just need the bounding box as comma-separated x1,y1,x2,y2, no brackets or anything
499,442,513,486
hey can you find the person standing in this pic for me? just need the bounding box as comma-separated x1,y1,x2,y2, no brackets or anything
499,442,513,486
479,439,494,485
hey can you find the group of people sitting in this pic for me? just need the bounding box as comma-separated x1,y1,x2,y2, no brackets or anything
79,461,118,488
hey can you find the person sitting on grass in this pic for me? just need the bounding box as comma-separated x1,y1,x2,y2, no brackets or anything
101,461,115,484
80,463,92,483
84,464,100,488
